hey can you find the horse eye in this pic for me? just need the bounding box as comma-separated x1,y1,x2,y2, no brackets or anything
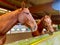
24,12,29,15
26,13,29,15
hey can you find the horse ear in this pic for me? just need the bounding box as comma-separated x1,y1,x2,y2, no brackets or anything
21,1,26,9
49,14,52,18
21,1,28,10
43,11,52,18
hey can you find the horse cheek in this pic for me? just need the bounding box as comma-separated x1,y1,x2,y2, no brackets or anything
18,16,23,24
18,15,26,24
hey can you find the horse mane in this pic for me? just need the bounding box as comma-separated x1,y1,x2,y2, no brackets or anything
32,18,44,36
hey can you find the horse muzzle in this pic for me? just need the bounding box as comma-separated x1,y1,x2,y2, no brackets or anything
30,25,37,32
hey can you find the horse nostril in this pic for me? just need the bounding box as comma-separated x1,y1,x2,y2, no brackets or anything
49,31,53,35
34,25,36,30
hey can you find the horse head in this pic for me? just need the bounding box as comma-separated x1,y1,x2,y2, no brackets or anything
42,15,54,34
18,8,37,32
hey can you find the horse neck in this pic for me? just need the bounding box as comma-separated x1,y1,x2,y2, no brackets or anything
37,20,44,33
0,9,21,35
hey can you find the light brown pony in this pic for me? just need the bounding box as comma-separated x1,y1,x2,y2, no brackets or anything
0,8,37,45
32,15,54,37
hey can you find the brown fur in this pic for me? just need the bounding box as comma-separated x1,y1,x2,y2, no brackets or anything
0,8,37,45
32,15,54,37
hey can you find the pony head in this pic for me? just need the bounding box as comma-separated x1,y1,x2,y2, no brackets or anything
18,8,37,32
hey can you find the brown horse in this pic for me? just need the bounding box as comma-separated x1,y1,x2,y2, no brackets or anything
32,15,54,37
0,8,37,45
